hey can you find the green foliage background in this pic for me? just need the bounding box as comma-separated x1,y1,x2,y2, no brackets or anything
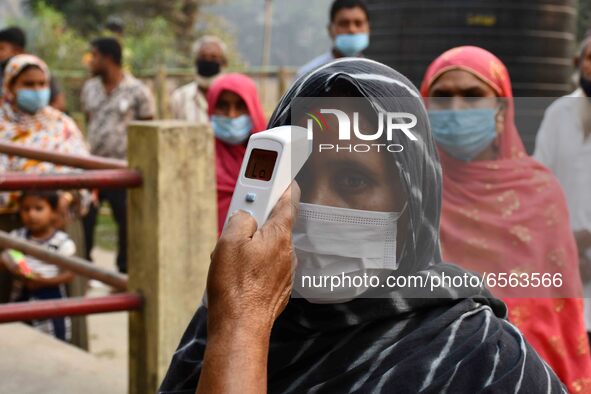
14,0,236,73
8,0,591,72
13,3,88,72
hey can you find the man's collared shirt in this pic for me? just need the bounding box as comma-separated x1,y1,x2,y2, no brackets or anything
81,73,155,159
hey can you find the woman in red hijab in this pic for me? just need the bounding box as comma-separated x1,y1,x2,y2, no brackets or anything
420,46,591,392
206,73,267,232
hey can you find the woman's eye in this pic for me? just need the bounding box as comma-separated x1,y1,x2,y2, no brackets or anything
429,96,450,108
334,173,370,191
464,94,489,103
465,96,497,109
431,92,452,100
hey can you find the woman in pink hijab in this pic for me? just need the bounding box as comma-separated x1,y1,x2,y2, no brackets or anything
421,46,591,392
206,73,267,233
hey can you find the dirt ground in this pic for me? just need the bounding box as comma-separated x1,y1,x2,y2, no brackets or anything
86,247,128,382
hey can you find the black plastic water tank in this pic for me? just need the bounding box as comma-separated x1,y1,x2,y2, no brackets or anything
365,0,578,97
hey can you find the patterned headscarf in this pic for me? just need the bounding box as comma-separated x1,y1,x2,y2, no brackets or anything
159,59,566,393
2,54,50,102
421,46,591,392
0,54,89,214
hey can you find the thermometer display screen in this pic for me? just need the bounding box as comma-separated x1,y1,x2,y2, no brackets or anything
245,149,278,181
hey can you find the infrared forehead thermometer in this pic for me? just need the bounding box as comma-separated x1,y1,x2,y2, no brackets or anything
203,125,311,308
224,125,312,229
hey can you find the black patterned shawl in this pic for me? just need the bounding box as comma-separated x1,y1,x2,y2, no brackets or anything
159,59,565,394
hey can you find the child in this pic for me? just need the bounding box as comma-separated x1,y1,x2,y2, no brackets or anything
1,190,75,342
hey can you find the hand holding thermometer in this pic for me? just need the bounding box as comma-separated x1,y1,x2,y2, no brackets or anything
224,125,312,229
204,125,311,308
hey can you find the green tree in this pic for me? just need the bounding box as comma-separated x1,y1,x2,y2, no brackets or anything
17,0,241,72
123,17,186,72
25,0,114,36
26,0,223,61
12,2,88,71
112,0,220,57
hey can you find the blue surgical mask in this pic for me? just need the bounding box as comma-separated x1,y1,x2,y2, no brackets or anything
428,108,497,162
334,33,369,57
16,88,50,114
211,114,252,145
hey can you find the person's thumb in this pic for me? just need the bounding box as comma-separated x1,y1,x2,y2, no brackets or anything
261,181,301,237
221,209,258,240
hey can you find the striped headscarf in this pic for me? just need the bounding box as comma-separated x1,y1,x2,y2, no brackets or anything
159,59,566,393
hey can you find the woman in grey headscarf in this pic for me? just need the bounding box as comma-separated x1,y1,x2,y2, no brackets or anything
159,58,565,393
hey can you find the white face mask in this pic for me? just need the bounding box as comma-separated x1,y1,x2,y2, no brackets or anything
292,202,407,303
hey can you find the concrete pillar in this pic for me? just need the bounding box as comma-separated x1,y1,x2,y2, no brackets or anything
127,121,217,394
